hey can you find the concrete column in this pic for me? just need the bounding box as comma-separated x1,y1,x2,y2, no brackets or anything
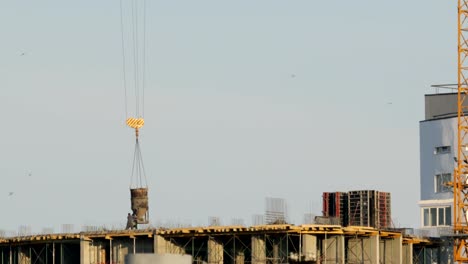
86,241,106,264
380,237,402,264
272,243,279,264
402,243,413,264
235,251,245,264
153,235,184,254
302,234,317,262
18,246,31,264
348,235,379,264
154,235,167,254
208,237,223,264
112,239,131,264
80,238,91,264
230,237,245,264
322,235,345,264
251,236,266,264
365,235,379,264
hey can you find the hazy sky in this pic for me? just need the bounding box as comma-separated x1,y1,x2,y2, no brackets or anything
0,0,457,233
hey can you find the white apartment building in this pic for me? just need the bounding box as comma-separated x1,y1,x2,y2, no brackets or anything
419,92,460,236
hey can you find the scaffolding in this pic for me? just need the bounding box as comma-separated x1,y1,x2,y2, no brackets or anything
0,225,435,264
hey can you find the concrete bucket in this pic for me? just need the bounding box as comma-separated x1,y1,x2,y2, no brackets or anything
130,188,149,224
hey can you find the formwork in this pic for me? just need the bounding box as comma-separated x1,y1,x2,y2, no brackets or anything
347,190,392,228
323,190,392,228
322,192,348,226
378,192,392,228
348,190,377,227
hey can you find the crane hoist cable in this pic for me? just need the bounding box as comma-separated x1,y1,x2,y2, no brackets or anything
120,0,150,225
120,0,148,190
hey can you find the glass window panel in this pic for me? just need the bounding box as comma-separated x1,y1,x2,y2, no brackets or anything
442,174,451,192
435,174,452,193
423,208,430,226
438,207,445,226
435,175,441,193
446,207,452,226
430,208,437,226
435,146,451,154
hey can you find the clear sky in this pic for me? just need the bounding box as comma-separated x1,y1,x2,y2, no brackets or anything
0,0,457,234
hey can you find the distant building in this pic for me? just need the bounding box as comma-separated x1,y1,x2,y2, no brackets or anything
322,190,391,228
419,92,459,236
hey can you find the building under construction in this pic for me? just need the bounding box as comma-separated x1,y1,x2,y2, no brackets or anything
323,190,392,229
0,224,440,264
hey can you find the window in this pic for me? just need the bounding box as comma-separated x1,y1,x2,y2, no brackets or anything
434,146,451,154
438,207,444,226
422,206,452,227
435,173,452,193
430,208,437,227
446,206,452,225
423,208,430,226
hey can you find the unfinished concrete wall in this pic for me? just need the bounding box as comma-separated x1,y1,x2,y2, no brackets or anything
235,251,245,264
125,253,192,264
154,235,185,254
18,246,31,264
379,237,402,264
322,235,344,264
84,240,107,264
347,236,379,264
208,237,223,264
80,239,91,264
113,239,133,264
302,234,317,262
252,236,266,264
402,243,413,264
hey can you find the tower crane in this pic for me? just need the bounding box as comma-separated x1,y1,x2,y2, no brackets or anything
452,0,468,261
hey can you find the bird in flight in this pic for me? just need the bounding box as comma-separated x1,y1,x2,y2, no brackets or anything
8,192,14,197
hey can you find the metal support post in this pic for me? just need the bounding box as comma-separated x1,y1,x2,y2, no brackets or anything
361,238,364,263
233,235,236,264
133,237,136,254
192,238,194,257
299,231,302,261
53,242,55,264
110,239,113,264
324,232,327,263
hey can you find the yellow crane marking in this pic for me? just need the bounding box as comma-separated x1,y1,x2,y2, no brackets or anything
126,118,145,129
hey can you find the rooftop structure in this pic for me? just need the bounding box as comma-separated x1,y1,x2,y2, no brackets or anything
0,224,434,264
